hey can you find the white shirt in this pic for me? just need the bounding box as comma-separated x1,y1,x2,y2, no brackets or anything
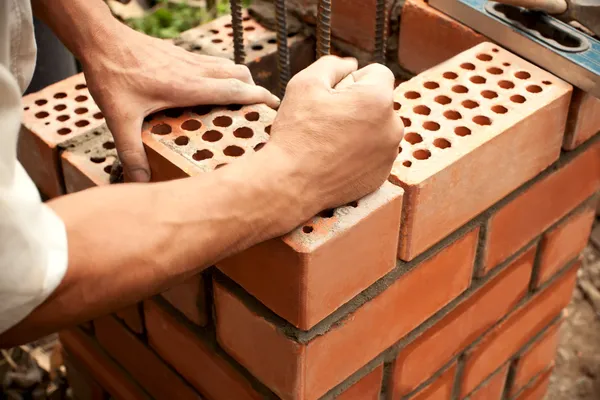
0,0,68,335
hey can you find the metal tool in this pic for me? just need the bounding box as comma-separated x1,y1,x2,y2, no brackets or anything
229,0,246,64
275,0,291,96
316,0,332,57
429,0,600,97
374,0,389,63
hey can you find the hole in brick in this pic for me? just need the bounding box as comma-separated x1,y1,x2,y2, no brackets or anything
215,163,228,169
181,119,202,131
57,115,69,122
481,90,498,99
193,149,213,161
288,32,298,37
492,48,499,53
435,95,452,105
487,67,503,75
75,107,88,114
254,142,266,151
423,121,440,131
319,209,335,218
93,130,102,136
403,160,412,167
243,16,251,21
413,149,431,160
202,130,223,142
245,26,256,31
444,110,462,120
193,105,213,115
35,111,49,119
404,91,421,99
245,111,260,121
473,115,492,125
470,76,486,84
492,105,508,114
227,104,243,111
498,80,515,89
252,44,263,51
54,104,67,111
224,145,245,157
54,92,67,99
526,85,542,93
152,123,172,135
24,106,29,111
414,105,431,115
90,156,106,164
165,108,184,118
213,116,233,127
404,132,423,144
45,122,50,125
103,141,116,149
57,128,71,135
192,44,203,51
401,117,412,128
346,201,359,208
35,99,47,106
210,29,219,34
515,71,531,80
477,53,492,61
434,138,452,149
461,63,476,70
222,47,228,51
265,125,272,134
75,83,87,90
75,120,90,127
452,85,468,93
462,100,479,109
212,39,223,43
75,95,88,102
542,80,552,85
398,146,403,154
455,126,471,137
443,72,458,80
423,81,439,89
303,226,313,234
227,33,234,37
393,102,401,110
104,165,112,174
510,94,526,103
94,112,104,119
175,136,190,146
503,62,511,67
268,38,277,44
234,127,254,138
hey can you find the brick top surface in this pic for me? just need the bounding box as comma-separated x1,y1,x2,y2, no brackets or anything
391,42,571,184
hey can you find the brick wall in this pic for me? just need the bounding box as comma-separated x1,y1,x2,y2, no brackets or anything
18,10,600,400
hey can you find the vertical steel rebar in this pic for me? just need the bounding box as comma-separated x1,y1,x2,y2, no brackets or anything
230,0,246,64
373,0,388,64
316,0,332,58
275,0,291,96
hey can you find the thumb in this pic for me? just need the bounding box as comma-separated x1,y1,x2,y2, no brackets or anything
105,115,151,183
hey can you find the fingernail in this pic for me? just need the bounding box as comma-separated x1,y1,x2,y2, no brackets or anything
271,95,281,108
127,168,150,183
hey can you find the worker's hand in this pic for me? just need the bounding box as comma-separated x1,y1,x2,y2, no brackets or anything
492,0,567,14
81,23,280,183
268,56,403,212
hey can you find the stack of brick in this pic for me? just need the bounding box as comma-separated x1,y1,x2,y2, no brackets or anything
18,10,600,400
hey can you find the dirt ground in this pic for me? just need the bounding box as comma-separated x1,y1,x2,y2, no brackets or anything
547,237,600,399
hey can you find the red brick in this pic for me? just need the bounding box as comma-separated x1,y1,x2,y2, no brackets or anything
460,261,579,397
564,89,600,150
18,74,105,198
64,356,106,400
510,321,561,396
214,228,478,400
484,141,600,272
115,304,145,335
336,365,383,400
409,363,457,400
390,245,534,397
391,43,571,261
161,274,207,326
94,316,201,400
397,0,485,74
466,365,509,400
535,207,596,288
513,367,553,400
59,328,150,400
144,299,263,400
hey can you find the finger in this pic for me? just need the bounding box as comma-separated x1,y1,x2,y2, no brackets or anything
105,115,151,183
298,55,358,88
493,0,566,13
192,63,255,84
350,63,395,88
334,72,355,91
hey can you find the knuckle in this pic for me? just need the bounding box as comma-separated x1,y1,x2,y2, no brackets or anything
232,64,252,79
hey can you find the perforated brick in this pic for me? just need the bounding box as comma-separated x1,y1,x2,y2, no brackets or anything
19,73,104,198
390,42,572,261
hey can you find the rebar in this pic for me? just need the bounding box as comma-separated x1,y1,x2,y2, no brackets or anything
316,0,332,58
373,0,388,64
275,0,291,96
229,0,246,64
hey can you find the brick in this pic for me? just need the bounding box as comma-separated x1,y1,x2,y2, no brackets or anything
59,328,150,400
512,367,553,400
391,42,571,261
161,274,208,326
336,365,383,400
94,316,201,400
144,299,263,400
465,365,509,400
397,0,485,74
214,228,477,400
535,207,596,288
563,89,600,150
484,141,600,272
509,321,561,397
64,356,106,400
60,124,116,193
143,104,404,330
409,363,456,400
18,74,105,198
115,304,145,335
390,245,534,397
460,261,578,397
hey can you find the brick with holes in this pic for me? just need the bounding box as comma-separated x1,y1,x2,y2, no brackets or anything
564,89,600,150
391,42,572,261
143,104,404,330
213,228,477,400
18,73,105,198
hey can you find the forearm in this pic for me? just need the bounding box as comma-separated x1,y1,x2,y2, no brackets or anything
0,148,308,346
